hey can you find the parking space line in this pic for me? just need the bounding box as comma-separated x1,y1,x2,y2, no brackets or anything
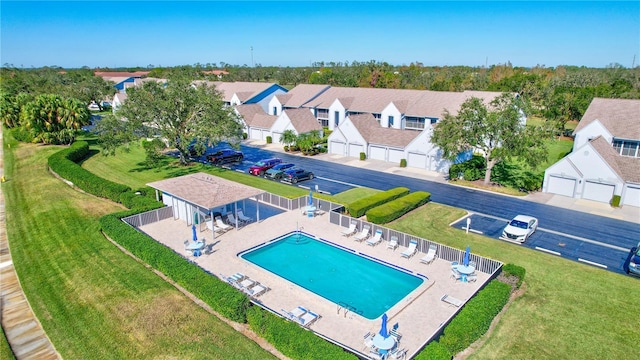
316,176,362,188
535,247,561,256
578,258,608,269
472,211,630,252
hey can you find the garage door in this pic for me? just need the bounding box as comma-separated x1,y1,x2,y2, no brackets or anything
249,128,262,140
330,141,345,155
389,149,404,164
622,186,640,207
546,176,576,197
582,181,615,203
349,144,364,157
407,152,427,169
272,132,283,144
370,146,386,161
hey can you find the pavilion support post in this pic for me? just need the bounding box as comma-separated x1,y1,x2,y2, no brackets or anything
234,202,238,230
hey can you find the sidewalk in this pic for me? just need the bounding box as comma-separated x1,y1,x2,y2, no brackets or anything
246,140,640,224
0,129,60,359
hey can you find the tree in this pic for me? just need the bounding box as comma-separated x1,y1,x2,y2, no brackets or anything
100,79,243,165
432,93,551,185
19,94,90,144
279,129,297,148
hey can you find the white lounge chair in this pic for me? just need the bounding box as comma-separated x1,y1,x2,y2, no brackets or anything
420,244,438,264
206,220,226,234
401,239,418,258
227,213,244,227
441,294,463,307
244,283,268,297
297,307,319,327
353,225,371,242
215,217,232,231
387,235,399,250
239,278,255,290
237,209,252,223
341,223,357,237
366,229,384,246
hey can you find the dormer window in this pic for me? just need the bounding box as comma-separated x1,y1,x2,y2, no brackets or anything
613,139,640,158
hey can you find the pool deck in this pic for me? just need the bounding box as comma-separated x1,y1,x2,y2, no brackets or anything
140,210,490,359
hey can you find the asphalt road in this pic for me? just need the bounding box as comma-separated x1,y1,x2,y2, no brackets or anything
196,144,640,274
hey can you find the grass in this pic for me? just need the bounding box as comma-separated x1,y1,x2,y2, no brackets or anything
387,203,640,359
450,180,526,196
2,136,275,359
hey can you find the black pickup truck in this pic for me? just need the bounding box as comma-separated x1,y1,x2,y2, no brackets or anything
206,149,244,165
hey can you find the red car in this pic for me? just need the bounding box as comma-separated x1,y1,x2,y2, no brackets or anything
248,158,282,176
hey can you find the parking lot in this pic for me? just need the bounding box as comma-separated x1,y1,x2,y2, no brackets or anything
451,214,631,274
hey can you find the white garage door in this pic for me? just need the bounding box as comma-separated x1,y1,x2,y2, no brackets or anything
330,141,345,155
407,152,427,169
389,149,404,164
349,144,364,157
547,176,577,197
582,181,615,203
261,130,269,141
249,128,262,140
370,146,386,161
622,186,640,207
272,132,283,144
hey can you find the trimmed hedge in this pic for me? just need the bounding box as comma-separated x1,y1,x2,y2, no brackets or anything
611,194,621,207
501,263,526,289
348,187,409,218
366,191,431,224
436,280,511,355
246,306,356,360
100,210,250,322
415,341,451,360
400,158,407,168
48,141,130,202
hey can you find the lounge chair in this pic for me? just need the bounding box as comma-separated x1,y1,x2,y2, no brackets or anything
227,213,244,227
353,225,371,242
215,217,232,231
206,220,226,234
400,239,418,258
366,229,384,246
466,273,478,283
363,332,375,350
341,223,357,237
387,235,399,250
297,307,319,327
237,209,253,223
225,272,246,284
244,283,268,297
450,268,462,282
389,329,402,342
441,294,463,307
420,244,438,264
239,278,255,290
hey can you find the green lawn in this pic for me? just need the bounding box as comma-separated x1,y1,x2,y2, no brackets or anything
6,137,639,359
388,204,639,359
3,136,275,359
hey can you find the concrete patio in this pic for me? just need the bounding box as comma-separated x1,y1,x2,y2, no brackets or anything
140,207,491,359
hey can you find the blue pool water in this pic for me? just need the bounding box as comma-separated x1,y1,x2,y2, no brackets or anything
240,232,424,319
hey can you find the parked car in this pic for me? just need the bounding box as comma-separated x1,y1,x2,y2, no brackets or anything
248,158,282,176
625,242,640,277
206,149,243,165
265,163,296,180
282,168,314,184
499,215,538,243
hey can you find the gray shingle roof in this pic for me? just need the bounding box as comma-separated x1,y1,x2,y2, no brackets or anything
284,108,322,134
575,98,640,139
280,84,331,108
349,114,421,147
235,104,276,128
589,136,640,183
192,81,279,103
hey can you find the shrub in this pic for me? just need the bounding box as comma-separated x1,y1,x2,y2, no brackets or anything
100,211,250,322
611,195,621,207
283,145,289,152
491,162,543,191
266,136,272,144
360,152,366,160
449,155,485,180
501,263,526,289
348,187,410,218
400,158,407,168
414,341,452,360
242,132,248,139
366,191,431,224
246,306,356,360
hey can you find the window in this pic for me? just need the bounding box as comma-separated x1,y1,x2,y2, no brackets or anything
388,115,394,127
335,111,340,127
405,117,425,130
273,106,277,115
613,139,640,158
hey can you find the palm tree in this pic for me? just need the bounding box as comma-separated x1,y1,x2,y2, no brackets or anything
280,129,297,150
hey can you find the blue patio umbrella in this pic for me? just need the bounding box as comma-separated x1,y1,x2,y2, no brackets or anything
309,190,314,206
192,224,198,241
463,245,471,266
379,313,389,338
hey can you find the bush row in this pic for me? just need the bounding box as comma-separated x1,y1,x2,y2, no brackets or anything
348,187,410,218
415,279,513,359
48,141,159,209
500,263,526,289
246,306,357,360
366,191,431,224
100,210,251,322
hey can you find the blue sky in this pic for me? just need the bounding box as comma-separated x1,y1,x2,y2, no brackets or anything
1,1,638,69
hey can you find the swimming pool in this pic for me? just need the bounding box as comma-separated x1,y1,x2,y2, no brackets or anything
240,232,424,319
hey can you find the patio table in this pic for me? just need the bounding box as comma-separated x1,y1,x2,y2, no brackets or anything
372,334,396,354
186,241,204,257
454,264,475,282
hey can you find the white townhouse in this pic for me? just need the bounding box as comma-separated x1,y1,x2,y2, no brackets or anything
267,84,331,115
235,104,278,141
543,98,640,207
193,81,288,113
271,108,324,142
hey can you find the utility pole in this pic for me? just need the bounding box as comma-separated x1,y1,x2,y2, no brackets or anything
251,46,254,67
